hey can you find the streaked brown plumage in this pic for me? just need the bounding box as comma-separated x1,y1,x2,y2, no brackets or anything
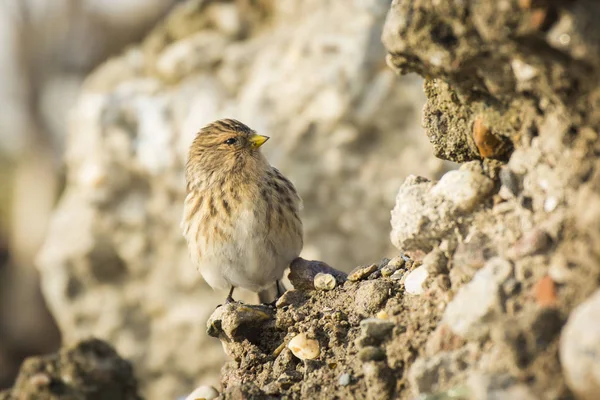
181,119,303,303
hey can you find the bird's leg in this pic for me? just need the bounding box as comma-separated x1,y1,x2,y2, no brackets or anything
226,286,235,303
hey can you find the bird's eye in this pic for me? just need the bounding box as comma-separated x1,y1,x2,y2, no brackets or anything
224,138,237,145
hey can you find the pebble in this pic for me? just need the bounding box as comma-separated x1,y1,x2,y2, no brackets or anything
358,346,386,362
354,280,392,315
560,289,600,400
499,167,520,196
533,275,557,307
511,59,538,82
185,385,219,400
339,373,351,386
388,256,406,268
404,265,429,295
275,289,307,308
390,270,405,281
288,333,320,360
422,249,448,275
472,118,506,159
360,318,395,342
314,273,336,291
442,262,504,340
431,168,494,212
348,264,378,281
508,229,552,259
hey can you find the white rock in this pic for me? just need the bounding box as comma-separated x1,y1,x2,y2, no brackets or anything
314,272,336,291
404,265,429,295
431,169,494,212
560,289,600,400
185,385,219,400
288,333,320,360
511,59,538,82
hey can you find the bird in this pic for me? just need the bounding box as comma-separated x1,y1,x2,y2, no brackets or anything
181,119,303,304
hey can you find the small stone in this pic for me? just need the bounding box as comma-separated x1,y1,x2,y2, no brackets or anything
314,273,336,291
288,257,347,290
360,318,395,342
348,264,378,282
561,289,600,400
472,118,507,159
354,280,392,315
533,275,557,307
339,373,351,386
548,256,573,283
288,333,320,360
511,59,538,82
508,229,552,259
207,303,274,342
499,167,521,196
376,310,389,320
390,270,405,281
544,196,559,212
442,261,504,340
185,385,219,400
275,289,307,308
388,256,406,268
358,346,386,362
431,168,494,212
422,249,448,276
404,265,429,295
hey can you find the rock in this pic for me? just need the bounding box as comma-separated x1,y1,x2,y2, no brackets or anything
508,229,552,259
185,385,219,400
381,256,404,277
390,165,493,252
358,346,386,362
499,167,521,196
533,275,557,307
442,259,507,340
390,270,405,281
338,373,351,386
288,258,347,290
422,249,448,276
206,303,275,359
430,167,494,212
404,265,429,295
348,264,378,282
472,117,510,159
359,318,395,343
4,339,140,400
314,273,337,291
275,290,307,308
354,280,392,316
287,333,320,360
560,290,600,400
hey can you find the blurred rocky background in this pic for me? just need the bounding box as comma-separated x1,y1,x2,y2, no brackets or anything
0,0,445,398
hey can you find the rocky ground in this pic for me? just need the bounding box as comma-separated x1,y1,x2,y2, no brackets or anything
4,0,600,399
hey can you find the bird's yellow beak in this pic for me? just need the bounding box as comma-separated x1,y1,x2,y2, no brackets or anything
249,134,269,149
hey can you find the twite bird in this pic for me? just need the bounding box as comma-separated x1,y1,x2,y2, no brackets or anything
181,119,303,303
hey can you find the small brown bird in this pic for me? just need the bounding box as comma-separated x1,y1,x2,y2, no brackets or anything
181,119,303,303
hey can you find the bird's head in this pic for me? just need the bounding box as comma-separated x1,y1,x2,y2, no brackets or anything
185,119,270,188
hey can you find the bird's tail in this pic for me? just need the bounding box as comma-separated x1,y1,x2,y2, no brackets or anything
258,280,286,304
